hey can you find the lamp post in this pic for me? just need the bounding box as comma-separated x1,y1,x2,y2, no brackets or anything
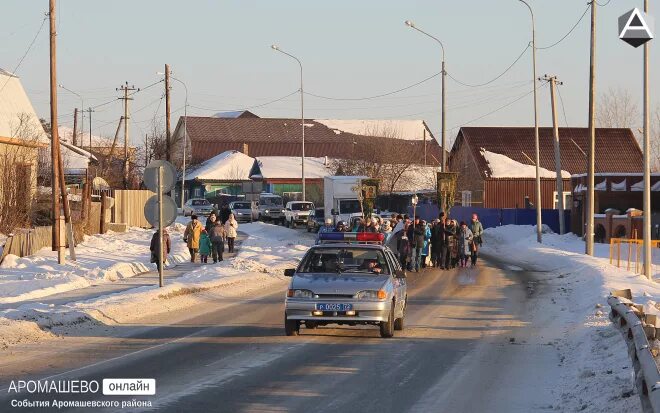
57,84,84,143
412,194,419,224
404,20,446,172
271,44,306,201
519,0,542,244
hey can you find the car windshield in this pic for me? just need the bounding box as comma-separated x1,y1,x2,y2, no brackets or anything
261,196,282,207
291,202,313,211
192,200,210,206
233,202,251,209
339,200,361,214
298,248,390,275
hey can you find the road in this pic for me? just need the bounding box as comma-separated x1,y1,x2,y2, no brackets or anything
0,255,562,412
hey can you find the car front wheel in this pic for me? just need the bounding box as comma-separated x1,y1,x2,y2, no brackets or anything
284,314,299,336
379,303,395,338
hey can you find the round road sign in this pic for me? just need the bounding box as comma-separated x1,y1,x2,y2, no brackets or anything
144,160,177,194
144,195,178,228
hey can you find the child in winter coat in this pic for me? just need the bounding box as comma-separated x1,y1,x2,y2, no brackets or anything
199,230,212,263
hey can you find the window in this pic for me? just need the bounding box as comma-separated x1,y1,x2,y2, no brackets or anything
193,187,201,198
461,190,472,206
192,199,210,206
298,248,390,275
291,202,313,211
339,199,361,214
232,202,251,209
553,191,572,209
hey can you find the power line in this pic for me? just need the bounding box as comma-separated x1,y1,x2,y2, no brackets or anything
188,90,299,112
556,84,570,127
446,43,530,88
536,4,591,50
448,81,549,132
304,72,441,101
0,13,48,96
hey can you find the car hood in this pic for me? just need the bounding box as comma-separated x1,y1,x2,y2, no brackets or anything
291,273,389,295
232,208,252,213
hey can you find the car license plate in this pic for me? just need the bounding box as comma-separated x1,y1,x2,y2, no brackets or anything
315,303,353,312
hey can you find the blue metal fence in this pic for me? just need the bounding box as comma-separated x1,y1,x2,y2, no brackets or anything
406,204,571,234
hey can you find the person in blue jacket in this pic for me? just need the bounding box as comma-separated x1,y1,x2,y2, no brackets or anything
420,220,432,269
316,218,335,244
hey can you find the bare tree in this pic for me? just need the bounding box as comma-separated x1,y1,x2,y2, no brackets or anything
596,87,639,129
653,107,660,172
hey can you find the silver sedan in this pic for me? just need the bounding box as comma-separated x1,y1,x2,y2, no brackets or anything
283,243,407,338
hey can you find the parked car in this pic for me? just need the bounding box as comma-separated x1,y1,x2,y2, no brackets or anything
258,193,285,224
307,207,326,233
229,200,258,223
284,201,314,229
283,231,407,338
182,198,214,216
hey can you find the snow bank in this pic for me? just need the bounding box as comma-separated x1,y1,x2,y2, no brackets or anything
481,148,571,178
0,225,190,304
482,225,660,412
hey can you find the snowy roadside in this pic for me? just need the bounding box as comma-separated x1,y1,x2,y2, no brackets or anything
0,224,190,305
0,222,311,349
482,225,660,412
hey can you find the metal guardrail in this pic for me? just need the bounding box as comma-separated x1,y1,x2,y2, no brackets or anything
608,289,660,413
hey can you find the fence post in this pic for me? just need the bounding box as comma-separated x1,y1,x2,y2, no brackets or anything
81,182,88,220
100,192,107,234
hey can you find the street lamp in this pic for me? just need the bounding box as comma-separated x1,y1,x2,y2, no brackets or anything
271,44,306,201
57,84,84,144
411,194,419,223
404,20,446,172
518,0,542,244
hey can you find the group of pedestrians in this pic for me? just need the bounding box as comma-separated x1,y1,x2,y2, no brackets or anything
150,207,239,267
395,212,483,272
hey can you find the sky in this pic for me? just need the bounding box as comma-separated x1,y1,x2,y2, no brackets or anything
1,0,658,149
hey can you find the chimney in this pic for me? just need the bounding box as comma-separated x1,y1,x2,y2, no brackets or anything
242,143,249,156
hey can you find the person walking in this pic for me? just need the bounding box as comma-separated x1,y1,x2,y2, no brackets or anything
421,220,431,269
225,213,238,253
199,229,212,263
220,204,231,224
457,221,474,268
184,215,203,263
205,213,218,233
396,223,412,270
412,218,425,272
445,219,457,269
209,220,226,263
150,228,171,272
470,213,484,267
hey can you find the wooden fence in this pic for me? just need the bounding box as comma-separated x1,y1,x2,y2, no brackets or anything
112,190,155,228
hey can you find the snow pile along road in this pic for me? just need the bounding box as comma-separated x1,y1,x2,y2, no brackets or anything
482,225,660,412
0,224,190,305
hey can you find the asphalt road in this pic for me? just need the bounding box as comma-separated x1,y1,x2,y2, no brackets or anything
0,256,560,413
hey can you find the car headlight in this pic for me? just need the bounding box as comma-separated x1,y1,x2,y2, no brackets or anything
287,289,313,299
265,209,269,213
356,290,387,300
237,212,243,215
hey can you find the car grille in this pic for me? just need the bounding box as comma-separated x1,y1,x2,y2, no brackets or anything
315,294,354,299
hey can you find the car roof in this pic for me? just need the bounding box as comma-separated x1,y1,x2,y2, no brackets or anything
310,243,390,251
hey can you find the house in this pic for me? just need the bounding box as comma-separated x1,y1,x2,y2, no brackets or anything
171,115,445,167
570,172,660,240
249,156,333,203
448,127,643,209
175,150,254,205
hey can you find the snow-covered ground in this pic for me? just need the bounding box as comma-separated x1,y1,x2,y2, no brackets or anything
483,225,660,412
0,224,190,305
0,222,311,349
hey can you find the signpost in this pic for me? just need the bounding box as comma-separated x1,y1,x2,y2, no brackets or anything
144,160,177,287
619,6,654,279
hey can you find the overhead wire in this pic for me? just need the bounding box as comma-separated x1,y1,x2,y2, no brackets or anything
556,84,570,127
188,89,299,112
0,13,48,96
536,4,591,50
446,43,530,88
304,72,441,101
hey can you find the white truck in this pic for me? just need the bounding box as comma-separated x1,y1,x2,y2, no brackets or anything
323,176,368,226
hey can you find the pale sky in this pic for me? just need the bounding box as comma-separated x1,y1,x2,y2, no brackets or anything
2,0,658,147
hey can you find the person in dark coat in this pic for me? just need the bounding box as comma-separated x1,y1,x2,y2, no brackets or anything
431,216,448,268
205,212,218,233
220,204,231,225
412,218,425,272
396,223,412,269
150,229,171,271
209,221,226,263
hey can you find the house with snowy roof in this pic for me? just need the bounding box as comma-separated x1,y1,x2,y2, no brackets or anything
448,126,643,211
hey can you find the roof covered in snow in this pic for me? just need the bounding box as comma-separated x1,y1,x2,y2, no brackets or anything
481,149,570,179
314,119,430,141
185,150,254,181
212,110,259,119
251,156,333,180
451,127,643,179
0,69,48,143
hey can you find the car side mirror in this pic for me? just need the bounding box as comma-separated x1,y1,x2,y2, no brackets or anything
331,209,339,216
284,268,296,277
395,270,407,279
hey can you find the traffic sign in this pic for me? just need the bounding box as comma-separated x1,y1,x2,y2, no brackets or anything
619,8,654,48
144,195,178,228
144,160,177,194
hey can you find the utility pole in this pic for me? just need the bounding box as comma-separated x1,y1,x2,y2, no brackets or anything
117,82,138,189
103,116,123,175
72,108,78,146
87,107,94,152
586,1,597,256
441,59,446,172
543,74,565,235
48,0,64,263
642,0,651,278
164,64,171,162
